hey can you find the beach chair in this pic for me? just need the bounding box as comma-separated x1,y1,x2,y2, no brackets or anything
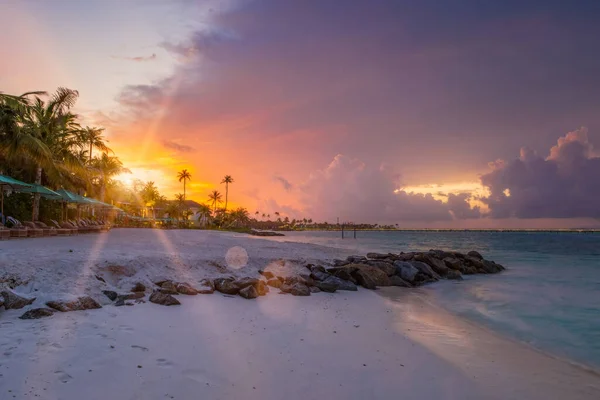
24,221,52,237
0,226,11,240
38,221,69,236
20,221,44,238
6,217,30,238
51,219,78,235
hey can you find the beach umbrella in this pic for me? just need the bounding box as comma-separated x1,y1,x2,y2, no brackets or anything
0,175,33,223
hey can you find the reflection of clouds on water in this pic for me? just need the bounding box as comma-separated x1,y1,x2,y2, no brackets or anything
225,246,248,269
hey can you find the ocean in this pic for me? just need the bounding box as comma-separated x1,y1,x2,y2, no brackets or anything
267,230,600,369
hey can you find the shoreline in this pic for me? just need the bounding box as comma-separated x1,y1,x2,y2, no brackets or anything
1,229,599,398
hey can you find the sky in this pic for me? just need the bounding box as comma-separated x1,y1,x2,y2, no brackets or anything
1,0,600,228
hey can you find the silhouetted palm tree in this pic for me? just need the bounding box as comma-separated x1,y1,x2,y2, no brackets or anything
177,169,191,200
80,126,111,162
208,190,222,214
220,175,234,211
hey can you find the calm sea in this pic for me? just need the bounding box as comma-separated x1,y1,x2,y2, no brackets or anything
268,230,600,369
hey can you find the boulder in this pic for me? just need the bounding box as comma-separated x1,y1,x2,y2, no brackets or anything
481,259,503,274
314,279,337,293
117,292,145,301
322,275,358,291
267,278,282,288
235,277,260,289
366,252,392,260
130,282,146,293
176,283,198,295
429,249,455,260
393,261,419,283
214,278,240,295
389,276,411,287
353,269,378,289
410,261,441,280
284,275,314,287
446,270,463,280
346,255,367,263
1,291,36,310
258,270,275,279
365,260,396,277
102,290,118,301
443,257,463,271
19,308,55,320
46,296,102,312
329,263,390,289
159,281,178,295
239,285,259,299
397,252,416,261
327,268,356,283
467,250,483,260
280,283,310,296
309,286,322,293
333,259,350,267
414,254,449,276
197,279,215,294
256,280,269,296
149,291,181,306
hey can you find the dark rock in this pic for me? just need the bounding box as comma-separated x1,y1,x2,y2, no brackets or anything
102,290,118,301
333,259,350,267
159,281,178,295
214,278,240,295
95,275,106,283
1,290,36,310
410,261,441,280
393,261,419,283
366,252,392,260
310,269,331,282
443,257,463,271
239,285,259,299
284,275,314,287
481,259,503,274
250,229,284,236
328,268,356,283
258,270,275,279
365,260,396,276
46,296,101,312
118,292,145,301
314,279,337,293
429,249,455,260
389,276,412,287
397,252,416,261
197,279,215,294
280,283,310,296
446,270,463,280
321,275,357,291
19,308,55,320
347,255,367,263
309,286,322,293
131,282,146,293
353,269,377,289
235,277,260,289
149,291,181,306
467,251,483,260
176,283,198,295
414,254,449,276
267,278,282,288
115,298,125,307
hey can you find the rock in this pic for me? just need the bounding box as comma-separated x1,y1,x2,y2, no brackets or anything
328,268,356,283
347,255,367,263
393,261,419,283
115,298,126,307
239,285,259,299
410,261,441,280
256,280,269,296
214,278,240,295
329,263,389,289
429,249,455,260
117,292,145,301
19,308,55,320
46,296,102,312
267,278,282,288
235,277,260,289
321,275,357,291
95,275,106,283
314,279,337,293
310,269,330,281
280,283,310,296
309,286,322,293
366,252,392,260
284,275,314,287
131,282,146,293
365,260,396,276
102,290,118,301
258,270,274,279
467,250,483,260
446,270,463,280
389,276,412,287
397,252,416,261
353,269,378,289
159,281,178,294
149,291,181,306
176,283,198,295
197,279,215,294
333,259,350,267
481,259,503,274
1,291,36,310
443,257,463,271
414,254,449,276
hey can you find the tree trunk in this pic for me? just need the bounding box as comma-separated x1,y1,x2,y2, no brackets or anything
100,173,106,202
89,141,93,162
32,165,42,221
225,183,229,211
183,180,186,201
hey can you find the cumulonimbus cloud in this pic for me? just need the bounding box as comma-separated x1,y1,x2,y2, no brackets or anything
479,127,600,219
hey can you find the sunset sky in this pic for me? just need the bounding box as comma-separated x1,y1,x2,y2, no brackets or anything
2,0,599,228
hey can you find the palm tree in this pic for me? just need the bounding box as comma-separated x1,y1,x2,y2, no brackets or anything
229,207,250,227
92,152,130,202
208,190,222,214
196,203,212,226
177,169,191,200
80,126,111,162
220,175,234,211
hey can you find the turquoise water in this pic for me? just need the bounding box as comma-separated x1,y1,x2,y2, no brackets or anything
269,231,600,369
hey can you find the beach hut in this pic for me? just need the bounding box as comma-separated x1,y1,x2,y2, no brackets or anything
0,175,33,224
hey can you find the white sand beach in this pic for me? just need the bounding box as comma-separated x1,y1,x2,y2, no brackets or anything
1,229,599,400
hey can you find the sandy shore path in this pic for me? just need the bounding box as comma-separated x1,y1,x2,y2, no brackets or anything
1,229,599,399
